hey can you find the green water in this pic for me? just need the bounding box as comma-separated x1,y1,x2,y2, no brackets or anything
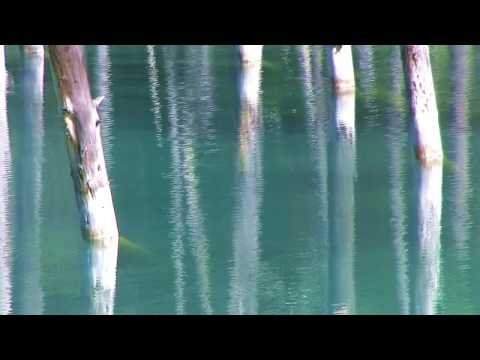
1,45,479,315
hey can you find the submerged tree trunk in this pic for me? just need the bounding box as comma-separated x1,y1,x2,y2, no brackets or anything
49,46,118,314
403,45,443,166
331,45,355,93
47,45,118,247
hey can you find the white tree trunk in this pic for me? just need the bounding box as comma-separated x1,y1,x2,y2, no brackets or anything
238,45,263,67
331,45,355,93
404,45,443,166
23,45,44,56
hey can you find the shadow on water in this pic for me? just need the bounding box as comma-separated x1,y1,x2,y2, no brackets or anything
386,46,410,314
0,46,13,315
228,48,263,315
13,47,45,314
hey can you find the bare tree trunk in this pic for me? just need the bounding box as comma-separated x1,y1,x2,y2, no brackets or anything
48,46,118,314
24,45,44,57
47,45,118,247
238,45,263,66
403,45,443,166
331,45,355,93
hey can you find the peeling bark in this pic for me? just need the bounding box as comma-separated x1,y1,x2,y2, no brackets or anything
48,45,118,248
403,45,443,167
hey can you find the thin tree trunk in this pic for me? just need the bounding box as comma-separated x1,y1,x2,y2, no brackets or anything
238,45,263,66
403,45,443,166
47,45,118,247
331,45,355,93
24,45,44,56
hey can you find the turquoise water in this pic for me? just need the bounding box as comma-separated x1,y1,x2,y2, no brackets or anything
1,45,479,314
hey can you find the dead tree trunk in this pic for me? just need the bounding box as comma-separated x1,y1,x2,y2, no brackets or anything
331,45,355,93
403,45,443,166
48,45,118,247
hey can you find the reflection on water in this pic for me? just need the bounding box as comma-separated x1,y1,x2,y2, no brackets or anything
87,244,118,315
229,48,263,315
146,45,163,148
163,46,186,314
414,164,443,315
298,45,330,313
0,46,12,315
449,45,472,267
94,45,115,173
164,46,213,314
329,84,356,314
386,46,410,314
355,45,379,127
4,45,480,314
13,47,45,314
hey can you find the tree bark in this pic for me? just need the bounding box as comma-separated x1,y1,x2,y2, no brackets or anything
238,45,263,67
48,45,118,247
331,45,355,93
403,45,443,166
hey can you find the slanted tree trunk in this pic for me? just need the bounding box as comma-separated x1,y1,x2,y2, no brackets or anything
403,45,443,166
48,45,118,248
331,45,355,93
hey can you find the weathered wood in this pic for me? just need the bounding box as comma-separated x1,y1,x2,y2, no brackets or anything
331,45,355,93
403,45,443,167
48,45,118,247
24,45,44,56
238,45,263,67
